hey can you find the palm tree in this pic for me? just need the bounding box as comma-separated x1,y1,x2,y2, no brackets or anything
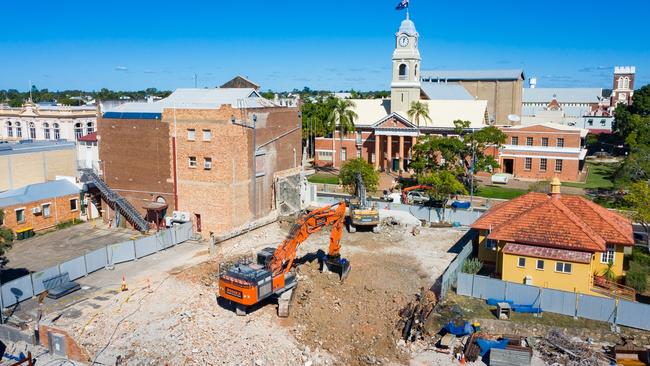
328,99,358,166
407,101,431,127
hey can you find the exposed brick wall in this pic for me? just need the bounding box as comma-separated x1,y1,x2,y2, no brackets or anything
97,116,175,218
1,194,80,233
163,105,301,236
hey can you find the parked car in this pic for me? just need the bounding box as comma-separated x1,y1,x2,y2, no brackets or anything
406,191,430,205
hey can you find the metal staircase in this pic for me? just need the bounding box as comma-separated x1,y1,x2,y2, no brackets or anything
82,170,150,232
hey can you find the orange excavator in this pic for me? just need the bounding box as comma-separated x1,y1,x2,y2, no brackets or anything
218,201,350,317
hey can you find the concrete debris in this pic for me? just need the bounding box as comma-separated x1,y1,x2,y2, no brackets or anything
535,330,611,366
378,209,421,227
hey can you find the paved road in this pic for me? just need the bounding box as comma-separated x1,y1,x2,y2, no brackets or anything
2,222,137,280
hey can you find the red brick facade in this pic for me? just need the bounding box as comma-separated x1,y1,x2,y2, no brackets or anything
98,105,301,236
495,125,586,182
0,194,80,233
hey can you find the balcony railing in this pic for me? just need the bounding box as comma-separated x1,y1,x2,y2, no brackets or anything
592,275,636,301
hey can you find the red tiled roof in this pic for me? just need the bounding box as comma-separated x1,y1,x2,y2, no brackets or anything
502,243,592,264
78,132,97,142
472,191,633,253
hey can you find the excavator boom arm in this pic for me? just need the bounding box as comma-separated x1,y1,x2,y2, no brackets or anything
269,202,347,276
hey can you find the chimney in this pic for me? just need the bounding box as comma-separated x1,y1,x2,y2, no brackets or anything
550,177,561,197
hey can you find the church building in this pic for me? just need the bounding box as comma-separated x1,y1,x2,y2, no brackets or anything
314,15,490,170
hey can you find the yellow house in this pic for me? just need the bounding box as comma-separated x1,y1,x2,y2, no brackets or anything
472,178,634,298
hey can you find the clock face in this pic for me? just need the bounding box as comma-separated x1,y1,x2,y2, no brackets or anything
399,36,409,47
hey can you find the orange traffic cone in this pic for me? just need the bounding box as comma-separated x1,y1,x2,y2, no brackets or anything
121,275,128,292
459,354,466,365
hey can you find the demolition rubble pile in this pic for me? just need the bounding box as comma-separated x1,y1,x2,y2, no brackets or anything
535,330,611,366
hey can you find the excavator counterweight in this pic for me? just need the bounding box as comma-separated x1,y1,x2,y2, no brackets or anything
218,201,350,317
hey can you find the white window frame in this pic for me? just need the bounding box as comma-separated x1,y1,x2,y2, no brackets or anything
526,137,533,146
15,208,26,224
42,203,51,218
317,150,333,162
555,262,572,273
511,136,518,145
536,259,544,270
539,158,547,171
356,150,361,159
517,257,526,268
524,157,532,170
70,199,79,212
202,129,212,141
556,138,565,147
555,159,563,172
541,137,548,147
188,156,197,168
187,129,196,141
600,244,615,264
204,157,212,170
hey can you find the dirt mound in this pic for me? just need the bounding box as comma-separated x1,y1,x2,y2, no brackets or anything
288,252,428,365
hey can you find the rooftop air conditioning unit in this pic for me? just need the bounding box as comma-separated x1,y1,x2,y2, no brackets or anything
32,207,42,214
172,211,191,223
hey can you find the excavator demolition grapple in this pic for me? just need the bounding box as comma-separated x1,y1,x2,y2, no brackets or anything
218,202,350,317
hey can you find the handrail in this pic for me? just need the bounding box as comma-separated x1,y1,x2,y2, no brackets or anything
593,275,636,300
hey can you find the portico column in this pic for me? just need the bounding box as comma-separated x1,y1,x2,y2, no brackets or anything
399,136,405,172
386,135,393,172
374,134,380,170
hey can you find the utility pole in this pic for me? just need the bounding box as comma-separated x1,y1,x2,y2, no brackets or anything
470,144,476,210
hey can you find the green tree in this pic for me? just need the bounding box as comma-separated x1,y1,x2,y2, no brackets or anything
625,181,650,247
601,261,616,281
407,101,431,127
626,261,648,293
418,170,467,221
0,209,14,266
462,258,483,274
339,158,379,194
328,99,357,165
410,123,506,186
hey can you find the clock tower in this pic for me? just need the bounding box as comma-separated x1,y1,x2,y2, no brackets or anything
391,14,421,114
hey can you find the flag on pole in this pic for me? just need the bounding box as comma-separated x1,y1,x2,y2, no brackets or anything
396,0,409,10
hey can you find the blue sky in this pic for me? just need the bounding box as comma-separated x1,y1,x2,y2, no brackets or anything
1,0,648,92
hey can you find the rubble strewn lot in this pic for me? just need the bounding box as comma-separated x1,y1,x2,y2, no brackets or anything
39,222,465,365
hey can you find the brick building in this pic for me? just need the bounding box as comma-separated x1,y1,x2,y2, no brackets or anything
0,179,81,234
98,87,301,236
495,123,587,182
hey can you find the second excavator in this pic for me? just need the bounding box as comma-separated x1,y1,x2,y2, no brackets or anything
218,202,350,317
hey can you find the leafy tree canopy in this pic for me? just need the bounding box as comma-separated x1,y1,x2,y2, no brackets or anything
625,181,650,246
339,159,379,194
0,209,14,267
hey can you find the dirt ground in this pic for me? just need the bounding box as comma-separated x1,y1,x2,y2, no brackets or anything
41,221,465,365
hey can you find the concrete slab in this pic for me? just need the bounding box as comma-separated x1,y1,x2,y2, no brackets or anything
2,222,138,281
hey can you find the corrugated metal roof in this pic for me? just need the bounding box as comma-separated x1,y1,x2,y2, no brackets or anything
103,88,276,116
0,179,79,208
523,88,604,104
421,69,525,81
420,83,474,100
0,140,76,157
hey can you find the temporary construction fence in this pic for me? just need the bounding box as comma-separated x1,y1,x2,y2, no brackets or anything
317,195,484,226
438,230,476,298
456,272,650,332
0,222,193,309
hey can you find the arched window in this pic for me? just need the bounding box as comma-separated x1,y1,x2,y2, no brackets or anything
29,122,36,139
43,123,51,140
5,122,12,138
398,64,408,80
415,64,418,78
86,122,94,135
15,122,22,138
74,123,83,139
618,76,630,90
53,123,60,139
